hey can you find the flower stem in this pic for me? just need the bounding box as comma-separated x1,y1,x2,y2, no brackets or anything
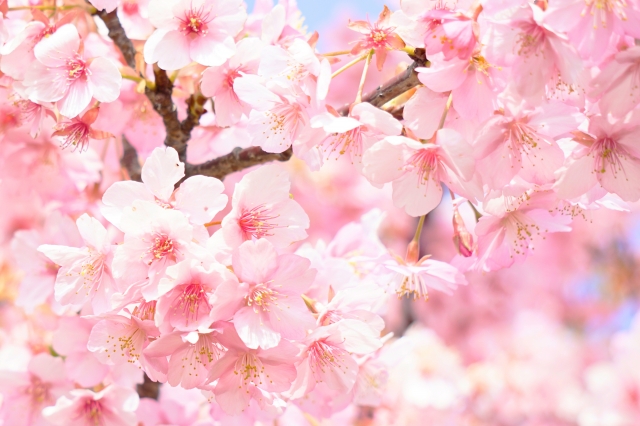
437,92,454,130
355,50,374,104
412,215,426,243
331,53,368,79
321,50,352,56
8,4,85,11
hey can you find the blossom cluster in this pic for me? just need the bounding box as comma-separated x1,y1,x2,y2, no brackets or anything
0,0,639,423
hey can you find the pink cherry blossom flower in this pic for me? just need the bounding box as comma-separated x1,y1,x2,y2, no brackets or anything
14,97,56,139
544,0,640,62
382,242,468,300
102,146,227,228
218,164,309,249
257,38,323,94
52,107,113,152
210,238,316,350
234,74,313,153
316,284,386,334
422,9,478,61
23,24,122,118
309,102,403,167
0,9,76,80
11,211,82,313
417,54,501,121
38,214,116,314
474,98,582,189
289,319,382,398
589,46,640,118
111,200,206,300
143,0,247,70
144,328,225,389
118,0,155,40
206,322,299,415
200,37,263,127
0,353,72,426
87,304,166,382
348,6,406,70
43,385,139,426
484,4,582,101
555,115,640,202
156,260,236,333
363,131,476,217
51,316,110,387
475,189,572,271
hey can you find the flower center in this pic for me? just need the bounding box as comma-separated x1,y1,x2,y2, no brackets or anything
147,233,175,263
66,57,90,81
584,0,628,24
82,399,103,424
397,273,431,301
121,0,139,15
323,127,364,159
179,6,211,36
176,283,211,324
54,121,91,152
308,341,349,377
238,205,281,239
261,102,305,146
234,353,269,387
132,300,157,321
26,376,50,405
591,136,627,176
404,147,441,185
245,283,281,312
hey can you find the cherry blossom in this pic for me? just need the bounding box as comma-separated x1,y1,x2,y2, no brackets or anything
206,322,298,415
309,101,403,166
0,353,71,426
51,107,113,152
200,37,263,127
102,146,227,228
348,6,405,70
289,320,382,398
363,131,476,217
23,24,122,118
38,214,116,314
218,164,309,249
210,238,316,350
143,0,247,70
555,114,640,202
2,0,640,423
43,385,139,426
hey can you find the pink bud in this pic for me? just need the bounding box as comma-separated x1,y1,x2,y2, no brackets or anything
452,207,474,257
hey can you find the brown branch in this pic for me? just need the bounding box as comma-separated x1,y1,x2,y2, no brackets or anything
184,147,293,180
96,9,136,69
338,48,427,113
136,374,160,400
120,136,141,182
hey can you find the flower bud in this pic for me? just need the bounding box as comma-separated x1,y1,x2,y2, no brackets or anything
452,207,474,257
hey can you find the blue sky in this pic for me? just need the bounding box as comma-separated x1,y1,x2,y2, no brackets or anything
245,0,396,32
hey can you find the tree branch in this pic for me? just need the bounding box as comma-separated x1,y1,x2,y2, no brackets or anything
120,136,141,182
338,48,427,113
94,9,201,164
96,9,136,69
184,147,294,179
